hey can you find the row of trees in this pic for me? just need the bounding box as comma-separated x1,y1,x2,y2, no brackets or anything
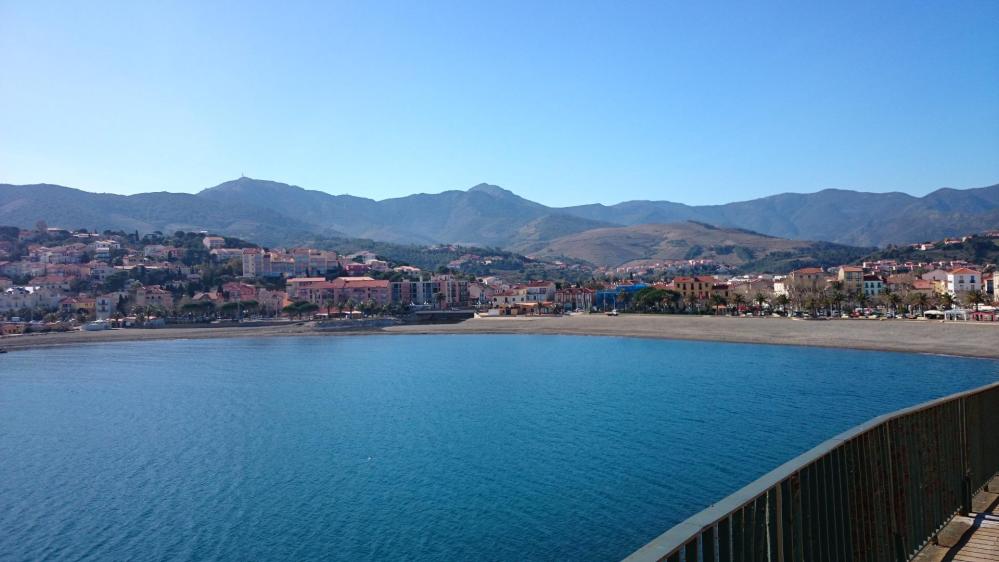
787,282,992,316
614,284,993,316
622,287,778,315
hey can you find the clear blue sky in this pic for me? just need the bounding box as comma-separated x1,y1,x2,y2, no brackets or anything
1,1,997,206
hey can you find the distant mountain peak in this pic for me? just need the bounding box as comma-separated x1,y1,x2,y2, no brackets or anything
467,183,513,197
200,177,305,195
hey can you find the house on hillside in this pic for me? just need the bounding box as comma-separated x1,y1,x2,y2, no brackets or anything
202,236,225,250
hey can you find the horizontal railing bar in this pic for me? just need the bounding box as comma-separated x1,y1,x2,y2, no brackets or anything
623,379,999,562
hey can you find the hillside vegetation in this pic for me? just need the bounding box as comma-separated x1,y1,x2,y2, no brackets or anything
524,221,872,270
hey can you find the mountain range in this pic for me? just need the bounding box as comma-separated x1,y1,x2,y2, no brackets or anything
1,178,996,267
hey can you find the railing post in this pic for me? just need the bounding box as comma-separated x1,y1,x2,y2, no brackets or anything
959,398,971,516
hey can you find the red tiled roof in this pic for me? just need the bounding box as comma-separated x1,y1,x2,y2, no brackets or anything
329,278,389,289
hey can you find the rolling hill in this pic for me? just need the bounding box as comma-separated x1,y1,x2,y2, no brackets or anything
522,221,873,270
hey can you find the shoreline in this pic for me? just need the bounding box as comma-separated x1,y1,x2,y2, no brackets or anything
3,315,999,360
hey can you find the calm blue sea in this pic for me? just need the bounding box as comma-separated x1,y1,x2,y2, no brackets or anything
1,335,996,561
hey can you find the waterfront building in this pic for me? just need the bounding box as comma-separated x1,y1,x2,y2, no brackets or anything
392,279,435,306
787,267,826,291
59,297,96,317
862,274,884,297
945,267,981,296
554,287,594,311
391,276,469,308
520,281,556,302
670,276,717,301
328,277,391,306
95,294,118,320
133,285,174,310
837,266,863,294
286,277,331,300
491,290,526,307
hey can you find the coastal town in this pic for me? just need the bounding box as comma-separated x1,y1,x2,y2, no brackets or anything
1,223,997,337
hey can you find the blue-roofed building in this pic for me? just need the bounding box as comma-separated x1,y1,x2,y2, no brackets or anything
594,283,649,310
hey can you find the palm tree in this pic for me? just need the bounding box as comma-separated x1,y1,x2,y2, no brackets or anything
830,291,846,316
220,302,240,319
908,292,929,315
855,290,869,311
804,294,821,317
732,293,746,314
774,294,790,315
709,294,727,315
299,302,319,319
754,293,768,316
939,292,954,310
241,300,259,318
886,292,902,315
964,290,986,312
663,290,682,313
684,294,699,314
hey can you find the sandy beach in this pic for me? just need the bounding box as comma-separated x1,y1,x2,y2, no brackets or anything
2,314,998,359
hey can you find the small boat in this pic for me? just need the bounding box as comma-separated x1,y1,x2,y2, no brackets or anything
0,349,7,354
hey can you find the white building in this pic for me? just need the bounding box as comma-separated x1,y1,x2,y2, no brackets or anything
772,275,789,297
95,293,121,320
520,281,556,302
946,268,981,296
202,236,226,250
862,275,884,297
0,286,62,312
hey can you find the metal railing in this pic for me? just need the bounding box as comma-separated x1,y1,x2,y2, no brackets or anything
625,380,999,562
